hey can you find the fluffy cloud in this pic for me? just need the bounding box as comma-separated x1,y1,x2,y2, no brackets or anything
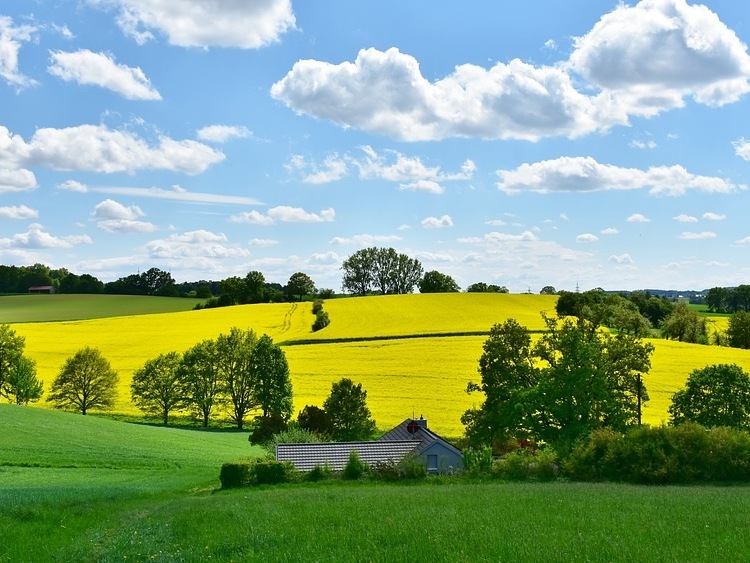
0,16,37,89
0,225,92,249
600,227,619,235
0,124,224,174
496,156,738,196
609,254,634,264
576,233,599,243
48,49,161,100
93,199,157,233
329,234,402,246
0,205,38,220
290,146,474,194
703,212,726,221
92,0,295,48
272,1,750,141
196,125,252,143
272,47,600,142
627,213,651,223
568,0,750,113
144,230,250,259
674,214,698,223
230,206,335,224
421,215,453,229
57,180,88,192
0,168,37,193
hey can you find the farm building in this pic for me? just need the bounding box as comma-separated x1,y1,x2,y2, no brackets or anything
28,285,55,294
276,416,463,474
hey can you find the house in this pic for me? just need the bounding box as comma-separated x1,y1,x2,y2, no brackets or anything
276,416,463,474
28,285,55,294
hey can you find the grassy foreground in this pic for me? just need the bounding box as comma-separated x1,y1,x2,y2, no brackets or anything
3,405,750,561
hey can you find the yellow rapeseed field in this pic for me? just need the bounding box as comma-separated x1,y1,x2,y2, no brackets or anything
12,293,750,438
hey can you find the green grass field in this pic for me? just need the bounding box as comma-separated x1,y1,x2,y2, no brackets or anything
0,294,204,323
4,405,750,561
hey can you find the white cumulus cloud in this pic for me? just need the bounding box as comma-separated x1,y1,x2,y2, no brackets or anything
421,215,453,229
196,125,252,143
0,16,37,89
0,205,38,220
48,49,161,100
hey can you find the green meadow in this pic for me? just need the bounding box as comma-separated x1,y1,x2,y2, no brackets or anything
4,404,750,561
0,294,203,323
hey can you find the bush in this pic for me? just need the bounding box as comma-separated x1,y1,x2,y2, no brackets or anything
463,446,493,476
312,299,325,315
564,428,623,481
305,462,335,482
707,426,750,481
265,426,321,455
249,414,288,445
400,455,427,480
343,450,367,480
312,310,330,331
219,462,253,489
253,459,297,485
297,405,333,438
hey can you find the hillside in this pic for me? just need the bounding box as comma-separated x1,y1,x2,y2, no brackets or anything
8,292,750,436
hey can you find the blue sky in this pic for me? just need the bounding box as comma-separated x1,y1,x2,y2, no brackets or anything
1,0,749,293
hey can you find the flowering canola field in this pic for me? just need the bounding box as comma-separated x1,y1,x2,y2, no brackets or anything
11,293,750,437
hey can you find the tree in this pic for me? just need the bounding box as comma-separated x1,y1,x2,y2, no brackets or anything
341,247,376,296
5,356,43,405
131,351,186,424
287,272,315,302
48,347,118,415
391,252,423,294
660,302,708,344
180,339,223,427
372,247,398,294
249,335,293,420
728,311,750,349
220,276,247,306
215,328,258,429
0,324,25,401
323,378,377,441
245,270,266,303
297,405,333,438
419,270,460,293
540,286,556,295
705,286,730,313
669,364,750,430
463,314,653,454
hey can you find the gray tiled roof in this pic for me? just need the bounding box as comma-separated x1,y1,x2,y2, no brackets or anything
276,440,421,472
378,418,462,456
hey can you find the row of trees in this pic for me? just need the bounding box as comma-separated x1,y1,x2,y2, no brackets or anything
341,247,424,296
705,285,750,313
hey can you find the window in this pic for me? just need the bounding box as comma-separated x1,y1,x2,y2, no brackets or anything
427,454,438,471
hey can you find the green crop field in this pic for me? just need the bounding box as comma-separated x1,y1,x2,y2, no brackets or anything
0,294,204,323
4,405,750,561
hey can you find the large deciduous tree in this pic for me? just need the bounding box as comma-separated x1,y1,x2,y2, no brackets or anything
48,347,118,415
660,303,708,344
0,324,25,400
249,334,293,420
669,364,750,430
216,328,259,429
287,272,315,302
323,378,377,441
463,314,653,454
5,356,43,405
341,247,376,296
419,270,460,293
131,351,186,425
341,247,422,296
180,339,224,427
727,311,750,349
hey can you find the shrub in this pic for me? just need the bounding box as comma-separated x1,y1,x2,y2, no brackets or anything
370,459,402,482
312,299,325,315
297,405,333,438
249,414,288,445
219,462,253,489
265,426,321,455
707,426,750,481
564,428,623,481
463,446,493,476
400,455,428,480
312,310,330,332
343,450,367,480
306,462,335,482
252,459,297,485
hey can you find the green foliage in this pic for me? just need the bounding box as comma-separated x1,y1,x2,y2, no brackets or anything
47,347,118,415
249,414,288,445
287,272,316,302
466,282,508,293
250,334,293,420
312,310,330,331
297,405,333,438
418,270,460,293
463,446,493,475
130,351,185,424
727,310,750,349
265,425,321,455
0,323,25,398
565,423,750,484
179,339,223,427
216,327,259,429
341,247,423,296
4,356,43,405
370,455,427,481
661,302,708,344
219,462,253,489
669,363,750,430
343,450,367,480
253,459,298,485
305,462,335,482
464,314,653,455
493,449,558,481
323,378,377,441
